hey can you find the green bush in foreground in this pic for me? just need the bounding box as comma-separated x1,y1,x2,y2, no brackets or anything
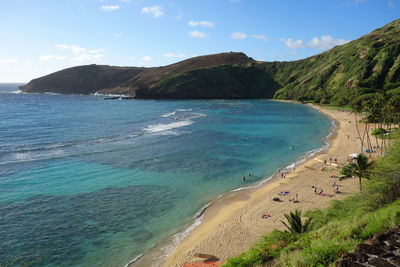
281,209,312,235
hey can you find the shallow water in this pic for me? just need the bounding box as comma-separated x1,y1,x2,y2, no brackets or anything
0,84,331,266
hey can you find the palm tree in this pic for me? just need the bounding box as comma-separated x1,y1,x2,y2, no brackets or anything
351,98,365,154
281,209,312,235
340,154,371,192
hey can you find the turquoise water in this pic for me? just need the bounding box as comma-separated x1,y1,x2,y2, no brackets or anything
0,84,332,266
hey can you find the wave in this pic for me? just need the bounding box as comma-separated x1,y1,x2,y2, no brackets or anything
185,112,206,119
125,254,143,267
160,111,176,118
0,90,22,94
144,120,193,133
44,92,61,95
158,213,204,263
91,92,128,97
11,149,65,162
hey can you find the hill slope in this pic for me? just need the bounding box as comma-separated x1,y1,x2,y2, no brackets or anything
267,18,400,104
19,65,144,94
20,19,400,102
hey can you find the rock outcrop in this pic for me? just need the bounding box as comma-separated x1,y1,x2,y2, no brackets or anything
336,225,400,267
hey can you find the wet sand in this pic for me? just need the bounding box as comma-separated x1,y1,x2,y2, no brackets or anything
164,104,367,266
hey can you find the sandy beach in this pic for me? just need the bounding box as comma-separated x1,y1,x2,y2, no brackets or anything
164,104,367,267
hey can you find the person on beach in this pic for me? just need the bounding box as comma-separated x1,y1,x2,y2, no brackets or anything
334,157,337,164
324,159,327,164
293,164,296,172
277,167,281,173
334,186,339,193
262,213,271,218
314,186,317,193
242,176,246,182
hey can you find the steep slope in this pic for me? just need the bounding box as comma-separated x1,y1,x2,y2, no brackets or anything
19,65,144,94
20,19,400,102
268,18,400,104
96,52,263,97
21,52,260,97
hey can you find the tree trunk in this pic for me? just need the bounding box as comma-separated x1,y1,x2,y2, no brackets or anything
374,123,379,148
359,176,363,193
355,113,364,153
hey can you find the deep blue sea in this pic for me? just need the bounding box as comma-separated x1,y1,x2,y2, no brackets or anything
0,83,332,266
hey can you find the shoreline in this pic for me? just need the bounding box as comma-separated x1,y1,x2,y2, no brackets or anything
160,103,362,267
132,102,345,267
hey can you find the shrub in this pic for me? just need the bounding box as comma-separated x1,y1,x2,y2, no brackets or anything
371,128,387,136
340,164,354,177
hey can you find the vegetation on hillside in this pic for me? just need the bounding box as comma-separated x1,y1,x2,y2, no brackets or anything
20,19,400,102
271,19,400,106
224,135,400,266
136,64,280,99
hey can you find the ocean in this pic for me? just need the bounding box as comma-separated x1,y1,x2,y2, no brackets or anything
0,83,332,266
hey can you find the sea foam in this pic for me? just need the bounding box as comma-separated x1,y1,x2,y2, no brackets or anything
144,120,193,133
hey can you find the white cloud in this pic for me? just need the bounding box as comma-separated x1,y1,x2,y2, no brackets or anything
56,44,86,54
55,44,105,63
231,32,247,40
141,55,152,61
141,5,163,18
114,33,123,37
307,35,349,50
188,20,215,28
164,53,186,59
251,34,267,41
281,38,305,49
281,35,349,50
39,55,66,61
388,0,395,7
192,54,198,57
189,30,207,38
0,58,18,63
88,49,105,54
101,5,120,11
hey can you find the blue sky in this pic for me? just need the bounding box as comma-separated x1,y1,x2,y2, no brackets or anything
0,0,398,82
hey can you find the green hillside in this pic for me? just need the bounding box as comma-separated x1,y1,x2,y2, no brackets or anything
20,19,400,103
267,18,400,105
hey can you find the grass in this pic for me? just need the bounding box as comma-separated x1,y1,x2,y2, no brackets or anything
224,137,400,267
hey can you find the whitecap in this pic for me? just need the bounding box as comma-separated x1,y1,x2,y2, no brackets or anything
160,111,176,118
12,149,65,162
144,120,193,133
186,112,206,119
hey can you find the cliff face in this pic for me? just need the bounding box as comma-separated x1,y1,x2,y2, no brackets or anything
20,19,400,103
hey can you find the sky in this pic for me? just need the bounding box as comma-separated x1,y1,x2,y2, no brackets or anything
0,0,399,82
